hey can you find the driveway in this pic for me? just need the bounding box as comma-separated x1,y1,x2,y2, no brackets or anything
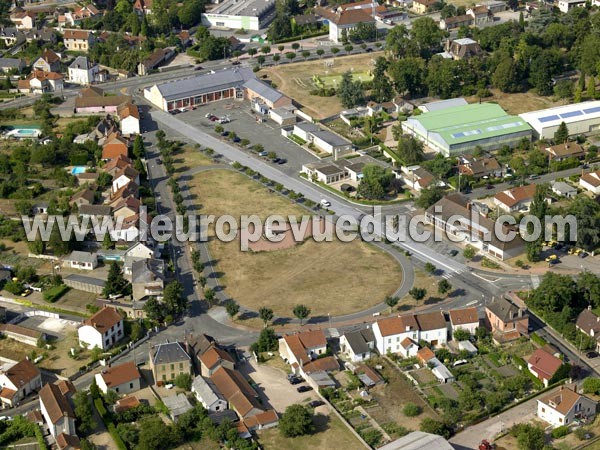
238,358,318,413
449,394,539,449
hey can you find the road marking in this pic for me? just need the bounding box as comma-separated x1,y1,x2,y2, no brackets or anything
531,275,540,289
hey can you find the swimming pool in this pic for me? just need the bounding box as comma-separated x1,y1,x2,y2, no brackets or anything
5,128,42,138
71,166,87,175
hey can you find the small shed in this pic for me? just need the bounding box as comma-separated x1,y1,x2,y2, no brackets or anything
458,340,478,355
163,393,193,422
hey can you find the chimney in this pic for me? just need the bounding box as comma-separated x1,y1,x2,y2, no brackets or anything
509,311,514,320
405,326,410,331
518,309,523,318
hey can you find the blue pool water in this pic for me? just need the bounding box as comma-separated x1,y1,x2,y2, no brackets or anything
71,166,87,175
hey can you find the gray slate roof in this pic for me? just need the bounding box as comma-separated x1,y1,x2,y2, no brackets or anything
155,67,255,101
78,204,112,216
69,55,95,70
163,393,193,419
132,258,164,283
311,129,351,147
192,375,225,406
64,250,96,264
64,274,105,287
243,78,285,104
343,328,374,355
486,296,526,323
152,341,190,365
0,58,24,69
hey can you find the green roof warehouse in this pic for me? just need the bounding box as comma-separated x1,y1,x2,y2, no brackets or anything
401,102,533,157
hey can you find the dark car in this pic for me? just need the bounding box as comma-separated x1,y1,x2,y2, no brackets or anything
194,65,203,70
156,158,162,164
289,377,302,385
309,400,325,408
366,48,373,52
232,60,241,65
587,351,599,358
277,158,287,164
232,136,241,143
221,131,229,136
272,158,281,163
485,184,494,190
579,251,589,258
449,249,459,257
297,385,313,393
210,116,219,121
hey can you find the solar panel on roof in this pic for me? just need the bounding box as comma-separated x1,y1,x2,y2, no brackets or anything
539,115,559,123
560,110,583,119
584,106,600,114
452,132,465,138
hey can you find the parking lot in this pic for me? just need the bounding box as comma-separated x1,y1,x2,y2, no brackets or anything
238,358,321,413
174,100,320,176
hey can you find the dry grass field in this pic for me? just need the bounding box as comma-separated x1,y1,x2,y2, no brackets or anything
189,169,401,317
257,412,363,450
465,89,563,115
259,52,384,119
173,145,216,174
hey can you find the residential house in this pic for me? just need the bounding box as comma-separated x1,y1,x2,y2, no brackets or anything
10,11,35,29
439,14,473,30
63,30,94,52
544,142,585,161
412,0,436,13
68,56,99,85
137,47,174,75
485,296,529,343
301,162,346,184
112,166,139,193
149,341,192,384
112,196,141,220
579,170,600,195
467,5,491,24
78,306,124,350
63,250,98,270
399,337,418,358
279,330,328,373
0,359,42,407
118,103,140,136
183,333,216,372
449,307,479,335
458,156,502,179
340,327,375,362
39,382,76,438
392,95,414,114
131,258,164,301
494,184,537,212
372,315,419,355
557,0,586,13
356,364,384,387
75,86,130,114
417,347,455,383
133,0,153,15
537,386,597,427
210,366,264,419
94,361,142,395
104,155,133,177
122,242,155,275
200,346,235,376
114,395,141,413
102,133,129,160
576,308,600,353
78,204,112,220
33,48,61,73
63,5,100,26
243,409,279,431
17,70,63,94
316,7,377,44
425,193,525,261
0,58,25,73
415,311,448,345
69,188,95,208
444,38,482,59
401,166,437,192
0,27,26,47
551,181,577,199
25,28,57,46
528,348,563,387
191,375,227,412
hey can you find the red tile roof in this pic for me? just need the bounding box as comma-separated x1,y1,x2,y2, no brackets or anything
528,348,563,381
83,306,122,333
495,184,537,209
376,315,418,337
98,361,140,388
449,307,479,326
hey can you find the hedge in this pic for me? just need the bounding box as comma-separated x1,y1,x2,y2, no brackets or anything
42,284,70,303
530,333,547,347
34,425,48,450
93,398,127,450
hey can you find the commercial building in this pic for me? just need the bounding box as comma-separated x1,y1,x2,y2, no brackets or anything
402,102,532,157
201,0,275,31
144,67,254,112
519,101,600,139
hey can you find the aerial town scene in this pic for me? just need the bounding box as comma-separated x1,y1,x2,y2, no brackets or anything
2,0,600,448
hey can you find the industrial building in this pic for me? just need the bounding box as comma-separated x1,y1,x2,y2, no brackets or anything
519,101,600,140
144,68,254,111
201,0,275,30
402,102,532,157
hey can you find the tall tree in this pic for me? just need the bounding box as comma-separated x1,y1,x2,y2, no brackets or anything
371,57,394,103
73,392,96,434
526,184,548,262
410,17,445,57
389,56,427,97
588,75,597,100
337,71,364,108
554,121,569,144
293,304,311,325
258,307,274,327
132,135,145,159
279,405,314,437
103,261,130,297
225,300,240,320
163,280,187,316
397,135,424,164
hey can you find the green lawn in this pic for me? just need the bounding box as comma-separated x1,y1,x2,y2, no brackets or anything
317,72,373,88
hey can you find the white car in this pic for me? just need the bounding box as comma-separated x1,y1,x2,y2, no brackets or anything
320,199,331,208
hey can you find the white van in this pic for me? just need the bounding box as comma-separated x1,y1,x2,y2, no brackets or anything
320,199,331,208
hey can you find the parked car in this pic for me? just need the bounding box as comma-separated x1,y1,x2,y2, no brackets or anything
449,249,459,257
320,199,331,208
210,116,219,121
219,117,231,124
277,158,287,164
233,136,241,143
309,400,325,408
587,351,599,358
580,251,589,258
272,158,281,163
232,60,241,65
194,65,203,70
258,151,268,157
288,377,302,385
205,113,214,118
221,131,229,136
297,385,313,393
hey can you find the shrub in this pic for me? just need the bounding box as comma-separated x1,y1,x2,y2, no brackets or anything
403,402,422,417
551,425,570,439
174,372,192,390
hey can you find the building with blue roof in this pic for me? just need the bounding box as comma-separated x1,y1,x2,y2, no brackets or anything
519,101,600,139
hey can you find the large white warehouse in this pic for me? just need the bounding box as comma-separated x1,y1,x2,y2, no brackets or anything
519,101,600,140
201,0,275,30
